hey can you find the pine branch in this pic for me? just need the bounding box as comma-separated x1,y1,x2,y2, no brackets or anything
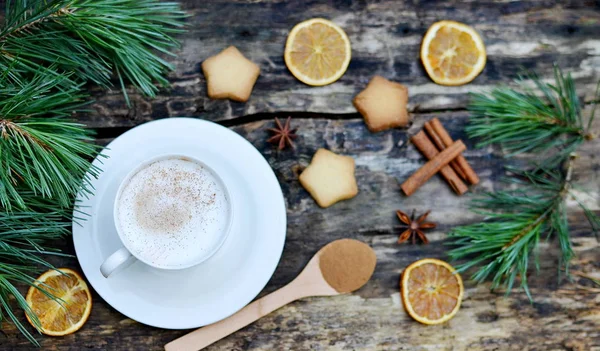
0,1,109,86
449,67,600,298
448,167,568,299
0,193,72,346
466,66,592,168
0,68,102,211
0,0,186,102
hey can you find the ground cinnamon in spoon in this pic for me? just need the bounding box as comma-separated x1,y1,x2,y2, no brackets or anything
318,239,377,293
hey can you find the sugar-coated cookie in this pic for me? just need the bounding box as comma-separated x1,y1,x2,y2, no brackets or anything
353,75,409,132
299,149,358,208
201,46,260,102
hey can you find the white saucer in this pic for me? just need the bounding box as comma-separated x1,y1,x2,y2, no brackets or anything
73,118,286,329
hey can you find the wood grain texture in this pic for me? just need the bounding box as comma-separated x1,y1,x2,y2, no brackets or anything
76,0,600,129
1,0,600,350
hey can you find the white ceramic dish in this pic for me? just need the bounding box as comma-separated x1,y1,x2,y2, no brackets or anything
72,118,286,329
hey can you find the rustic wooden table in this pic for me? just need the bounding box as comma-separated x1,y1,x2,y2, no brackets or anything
3,1,600,350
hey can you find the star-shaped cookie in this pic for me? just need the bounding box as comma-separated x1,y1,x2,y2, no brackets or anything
201,46,260,102
353,75,410,132
299,149,358,208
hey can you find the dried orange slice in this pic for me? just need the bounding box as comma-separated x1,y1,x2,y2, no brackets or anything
284,18,351,86
400,258,463,325
421,20,486,86
25,268,92,336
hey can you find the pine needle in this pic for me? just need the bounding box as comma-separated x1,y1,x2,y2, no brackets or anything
0,0,187,100
449,66,600,298
0,194,72,345
0,68,102,211
466,66,590,168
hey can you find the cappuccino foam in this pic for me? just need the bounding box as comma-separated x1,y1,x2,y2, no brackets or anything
117,158,230,268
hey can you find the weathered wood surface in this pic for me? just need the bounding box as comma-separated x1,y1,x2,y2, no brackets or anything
82,0,600,131
2,0,600,350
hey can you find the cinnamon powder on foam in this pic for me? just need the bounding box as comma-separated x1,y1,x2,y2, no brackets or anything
318,239,377,293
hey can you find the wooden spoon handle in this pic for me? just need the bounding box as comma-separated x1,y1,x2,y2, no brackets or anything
164,283,303,351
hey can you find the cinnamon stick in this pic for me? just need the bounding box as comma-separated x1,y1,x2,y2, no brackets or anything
409,131,468,195
429,118,480,185
401,140,467,196
423,122,467,180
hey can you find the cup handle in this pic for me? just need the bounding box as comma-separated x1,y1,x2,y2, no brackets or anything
100,247,135,278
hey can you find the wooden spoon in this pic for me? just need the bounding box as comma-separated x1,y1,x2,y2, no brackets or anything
165,238,377,351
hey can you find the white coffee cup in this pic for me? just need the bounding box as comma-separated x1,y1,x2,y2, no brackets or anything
100,155,233,278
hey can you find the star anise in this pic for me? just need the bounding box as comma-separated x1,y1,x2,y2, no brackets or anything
396,209,436,244
267,117,297,150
